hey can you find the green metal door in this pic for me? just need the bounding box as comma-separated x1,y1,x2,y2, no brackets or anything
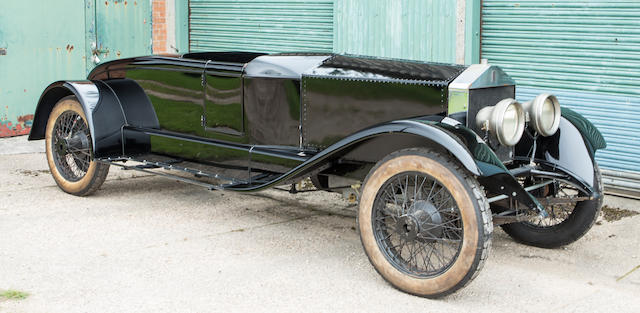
87,0,152,72
188,0,333,53
0,0,87,137
0,0,151,138
333,0,458,63
481,0,640,196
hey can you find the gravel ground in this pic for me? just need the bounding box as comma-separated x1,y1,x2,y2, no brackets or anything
1,136,639,313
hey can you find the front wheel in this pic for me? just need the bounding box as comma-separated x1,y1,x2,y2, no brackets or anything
501,164,603,248
45,96,109,196
358,148,492,298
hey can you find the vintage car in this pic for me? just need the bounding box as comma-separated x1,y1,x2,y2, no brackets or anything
28,52,606,297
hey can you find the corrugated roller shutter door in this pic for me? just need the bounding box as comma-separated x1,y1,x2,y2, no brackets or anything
189,0,333,53
482,0,640,196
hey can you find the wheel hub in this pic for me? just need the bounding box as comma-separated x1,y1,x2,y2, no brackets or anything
396,200,444,242
55,131,89,156
396,215,420,241
67,131,89,151
55,139,68,156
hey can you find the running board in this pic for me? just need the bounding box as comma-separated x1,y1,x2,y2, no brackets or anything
97,157,278,191
107,161,230,190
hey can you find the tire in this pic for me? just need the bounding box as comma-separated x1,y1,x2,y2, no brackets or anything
357,148,492,298
501,164,603,248
45,96,109,196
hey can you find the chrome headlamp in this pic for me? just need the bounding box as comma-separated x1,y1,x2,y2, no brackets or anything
522,94,561,137
475,98,525,146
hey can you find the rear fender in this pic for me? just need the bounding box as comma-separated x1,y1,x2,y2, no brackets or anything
29,81,97,141
28,79,158,158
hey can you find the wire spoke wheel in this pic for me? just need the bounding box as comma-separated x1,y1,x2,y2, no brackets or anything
372,172,463,278
358,148,491,298
45,97,109,196
501,164,603,248
51,111,92,182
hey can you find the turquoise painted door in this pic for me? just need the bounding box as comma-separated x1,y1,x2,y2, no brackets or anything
0,0,87,137
87,0,152,72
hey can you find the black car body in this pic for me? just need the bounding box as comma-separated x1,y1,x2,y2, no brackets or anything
29,52,606,297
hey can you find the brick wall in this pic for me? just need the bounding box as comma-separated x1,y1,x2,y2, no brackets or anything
152,0,167,54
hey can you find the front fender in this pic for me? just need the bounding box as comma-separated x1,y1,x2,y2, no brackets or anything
415,118,543,212
230,117,544,211
226,118,483,190
516,109,606,195
560,107,606,155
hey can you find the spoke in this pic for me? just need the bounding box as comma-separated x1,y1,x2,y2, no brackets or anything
390,183,400,207
380,191,400,222
69,149,91,158
387,241,403,251
416,175,428,200
395,240,406,261
424,243,437,271
397,177,407,214
59,114,68,135
419,224,462,238
410,243,422,271
428,185,446,204
374,215,390,222
406,242,416,269
444,229,463,241
416,235,461,244
438,195,454,213
64,114,74,135
382,189,396,205
69,117,78,137
405,175,409,206
426,180,437,201
422,244,433,271
431,241,447,268
379,221,396,235
413,174,418,203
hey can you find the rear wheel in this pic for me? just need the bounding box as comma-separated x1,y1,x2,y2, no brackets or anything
358,148,492,298
45,97,109,196
501,164,603,248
